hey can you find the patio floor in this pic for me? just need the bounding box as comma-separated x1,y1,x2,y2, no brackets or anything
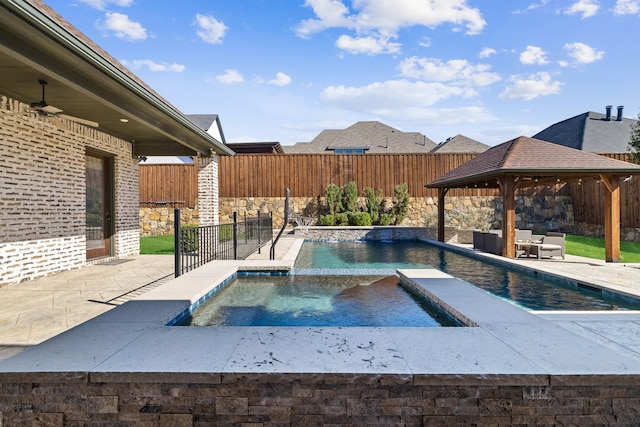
1,236,639,366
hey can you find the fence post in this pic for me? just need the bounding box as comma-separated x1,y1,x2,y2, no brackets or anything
174,208,181,278
257,211,262,254
233,212,238,260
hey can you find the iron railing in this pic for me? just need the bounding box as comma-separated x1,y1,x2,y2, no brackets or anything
174,209,273,277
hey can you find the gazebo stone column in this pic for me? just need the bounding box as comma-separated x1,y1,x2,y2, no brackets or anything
198,154,220,226
600,174,621,262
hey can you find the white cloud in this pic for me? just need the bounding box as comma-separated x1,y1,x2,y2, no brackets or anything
294,0,353,38
322,80,473,112
514,0,550,14
563,42,604,65
336,34,401,55
268,72,293,87
519,46,548,65
102,12,147,41
479,47,496,58
78,0,133,10
121,59,185,72
399,57,501,87
196,14,228,44
295,0,486,55
216,69,244,84
565,0,600,18
322,80,491,122
500,72,562,100
614,0,640,14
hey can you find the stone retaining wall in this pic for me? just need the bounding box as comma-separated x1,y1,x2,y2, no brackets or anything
1,373,638,425
142,195,640,242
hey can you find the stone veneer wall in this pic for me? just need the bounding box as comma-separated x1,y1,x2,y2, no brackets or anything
139,207,198,237
1,372,639,424
218,195,577,235
0,95,139,286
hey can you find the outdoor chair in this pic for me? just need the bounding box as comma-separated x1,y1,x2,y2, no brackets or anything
472,230,485,251
484,230,503,255
530,232,565,259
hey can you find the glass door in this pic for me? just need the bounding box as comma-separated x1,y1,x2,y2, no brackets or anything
85,153,112,259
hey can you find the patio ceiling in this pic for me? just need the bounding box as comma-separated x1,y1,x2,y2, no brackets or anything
0,0,234,157
426,136,640,262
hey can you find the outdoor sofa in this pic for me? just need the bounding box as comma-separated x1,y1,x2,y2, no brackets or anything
529,232,566,259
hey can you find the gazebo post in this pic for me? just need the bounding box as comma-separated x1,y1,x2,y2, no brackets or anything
500,175,516,258
600,174,621,262
437,188,449,242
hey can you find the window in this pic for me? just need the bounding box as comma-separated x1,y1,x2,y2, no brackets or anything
334,148,365,154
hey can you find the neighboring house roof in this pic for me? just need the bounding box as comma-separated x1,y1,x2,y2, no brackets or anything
430,134,490,154
532,107,637,154
426,136,640,190
284,121,437,153
226,142,284,154
0,0,233,156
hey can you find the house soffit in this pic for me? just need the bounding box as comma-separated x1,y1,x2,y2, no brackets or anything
0,0,233,157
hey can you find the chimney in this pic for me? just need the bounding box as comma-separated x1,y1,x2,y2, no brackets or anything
605,105,612,121
617,105,624,121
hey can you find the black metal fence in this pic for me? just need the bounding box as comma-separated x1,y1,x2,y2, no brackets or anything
174,209,273,277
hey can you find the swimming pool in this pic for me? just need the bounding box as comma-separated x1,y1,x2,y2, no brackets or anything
179,274,458,327
295,241,640,311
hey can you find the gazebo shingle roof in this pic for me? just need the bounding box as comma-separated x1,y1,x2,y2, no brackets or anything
427,136,640,188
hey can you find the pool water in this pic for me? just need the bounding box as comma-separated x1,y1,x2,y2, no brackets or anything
180,275,457,327
295,241,640,311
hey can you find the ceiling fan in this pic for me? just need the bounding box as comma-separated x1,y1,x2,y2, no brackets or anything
27,79,99,128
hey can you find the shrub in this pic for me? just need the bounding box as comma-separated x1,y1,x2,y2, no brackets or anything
180,224,199,253
392,183,410,225
325,184,343,216
364,187,383,224
379,213,394,226
318,214,335,226
342,181,358,213
349,212,372,226
335,213,349,226
218,224,233,242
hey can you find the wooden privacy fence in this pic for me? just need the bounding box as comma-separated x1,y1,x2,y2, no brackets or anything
218,153,496,198
139,163,198,208
139,153,639,227
567,154,640,227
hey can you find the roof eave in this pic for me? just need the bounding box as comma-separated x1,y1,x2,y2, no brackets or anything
3,0,234,157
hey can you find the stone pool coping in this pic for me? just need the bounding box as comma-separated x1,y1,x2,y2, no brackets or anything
1,238,640,377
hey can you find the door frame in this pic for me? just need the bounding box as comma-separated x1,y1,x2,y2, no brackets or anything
85,150,114,260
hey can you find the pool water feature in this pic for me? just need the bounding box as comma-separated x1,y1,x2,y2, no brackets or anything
179,275,457,327
295,241,640,311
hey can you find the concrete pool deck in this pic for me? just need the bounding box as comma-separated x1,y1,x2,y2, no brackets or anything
2,236,640,424
1,236,640,373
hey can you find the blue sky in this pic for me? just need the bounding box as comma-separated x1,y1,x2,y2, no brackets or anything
43,0,640,146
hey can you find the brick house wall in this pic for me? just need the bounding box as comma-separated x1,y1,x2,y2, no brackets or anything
0,95,139,286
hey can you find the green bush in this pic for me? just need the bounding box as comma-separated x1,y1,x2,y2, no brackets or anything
342,181,358,213
392,183,410,225
349,212,372,226
180,224,199,253
325,183,343,216
364,187,383,224
218,224,233,242
318,214,335,226
335,213,349,226
379,213,394,226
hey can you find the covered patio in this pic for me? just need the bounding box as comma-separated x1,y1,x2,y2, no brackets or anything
426,136,640,262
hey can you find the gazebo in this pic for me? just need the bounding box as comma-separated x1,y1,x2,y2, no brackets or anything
426,136,640,262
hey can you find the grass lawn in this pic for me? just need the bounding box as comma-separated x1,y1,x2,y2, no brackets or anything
140,233,640,262
140,235,174,255
565,234,640,263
